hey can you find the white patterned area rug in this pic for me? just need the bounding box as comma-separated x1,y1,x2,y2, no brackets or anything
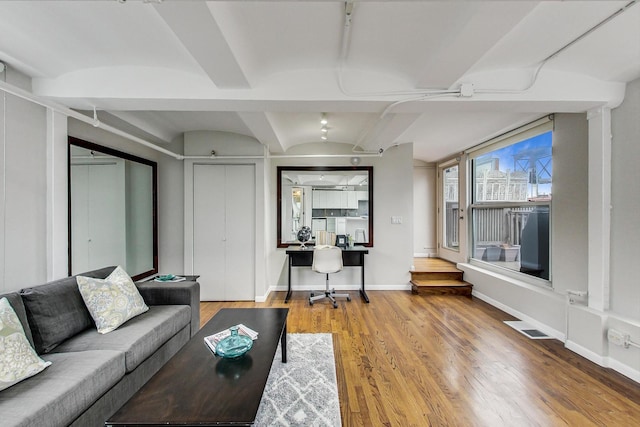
254,333,341,426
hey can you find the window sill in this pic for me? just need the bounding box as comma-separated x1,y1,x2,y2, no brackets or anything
466,258,552,290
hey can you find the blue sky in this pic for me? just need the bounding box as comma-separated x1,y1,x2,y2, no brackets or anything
477,130,553,197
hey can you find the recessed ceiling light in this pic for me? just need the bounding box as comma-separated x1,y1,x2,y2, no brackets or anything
321,135,328,141
320,113,328,126
321,126,328,133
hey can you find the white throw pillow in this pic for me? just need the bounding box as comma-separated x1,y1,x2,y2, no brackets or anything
76,266,149,334
0,297,52,391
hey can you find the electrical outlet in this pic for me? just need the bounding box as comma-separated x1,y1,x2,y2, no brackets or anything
391,216,403,224
607,329,628,347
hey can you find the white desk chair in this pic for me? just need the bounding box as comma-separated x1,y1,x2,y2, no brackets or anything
310,245,351,308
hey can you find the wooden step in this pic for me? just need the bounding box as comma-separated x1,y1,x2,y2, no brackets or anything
410,270,464,282
411,279,473,297
410,257,472,297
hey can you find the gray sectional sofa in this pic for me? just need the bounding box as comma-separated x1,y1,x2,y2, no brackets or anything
0,267,200,427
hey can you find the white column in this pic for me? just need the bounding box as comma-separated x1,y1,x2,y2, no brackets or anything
587,107,611,311
46,109,68,280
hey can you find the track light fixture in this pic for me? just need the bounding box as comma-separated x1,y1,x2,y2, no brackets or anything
320,113,328,141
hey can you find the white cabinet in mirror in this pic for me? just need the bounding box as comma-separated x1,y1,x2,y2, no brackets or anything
277,166,373,247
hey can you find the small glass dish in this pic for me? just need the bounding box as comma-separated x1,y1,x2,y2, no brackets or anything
215,326,253,359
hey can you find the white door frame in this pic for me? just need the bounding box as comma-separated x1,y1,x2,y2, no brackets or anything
184,159,266,301
437,156,468,264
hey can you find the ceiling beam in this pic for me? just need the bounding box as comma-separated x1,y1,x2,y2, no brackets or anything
104,111,176,144
152,2,250,89
357,113,422,151
415,3,537,89
237,112,286,153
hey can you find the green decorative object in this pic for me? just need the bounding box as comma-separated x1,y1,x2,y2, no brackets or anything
215,326,253,359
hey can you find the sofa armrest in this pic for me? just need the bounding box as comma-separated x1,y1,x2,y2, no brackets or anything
136,280,200,337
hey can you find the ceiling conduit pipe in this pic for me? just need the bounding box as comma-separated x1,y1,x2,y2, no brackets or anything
0,79,379,161
0,78,185,160
476,0,639,94
336,2,460,154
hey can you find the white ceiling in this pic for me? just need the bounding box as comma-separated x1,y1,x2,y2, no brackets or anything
0,0,638,163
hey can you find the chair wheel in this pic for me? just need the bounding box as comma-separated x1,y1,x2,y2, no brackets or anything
347,296,351,302
310,293,314,297
333,302,338,308
309,299,314,305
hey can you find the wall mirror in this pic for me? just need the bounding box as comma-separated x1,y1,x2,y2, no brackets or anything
68,137,158,280
277,166,373,247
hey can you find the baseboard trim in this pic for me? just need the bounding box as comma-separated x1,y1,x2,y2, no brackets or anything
258,284,411,301
566,340,640,383
472,290,566,341
607,356,640,383
413,252,437,258
565,340,605,365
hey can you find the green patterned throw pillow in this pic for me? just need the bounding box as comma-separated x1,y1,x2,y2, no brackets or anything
76,266,149,334
0,297,52,391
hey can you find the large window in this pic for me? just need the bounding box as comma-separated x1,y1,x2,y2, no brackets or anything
469,118,553,281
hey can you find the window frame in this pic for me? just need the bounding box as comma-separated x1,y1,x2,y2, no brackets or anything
467,117,553,286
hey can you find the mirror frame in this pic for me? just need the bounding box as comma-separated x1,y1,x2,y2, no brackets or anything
277,166,373,248
68,136,158,280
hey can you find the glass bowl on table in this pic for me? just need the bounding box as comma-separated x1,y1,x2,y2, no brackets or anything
215,326,253,359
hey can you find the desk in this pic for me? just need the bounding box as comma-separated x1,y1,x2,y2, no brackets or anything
285,246,369,303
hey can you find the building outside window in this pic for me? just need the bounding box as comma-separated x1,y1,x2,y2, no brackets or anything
469,118,553,282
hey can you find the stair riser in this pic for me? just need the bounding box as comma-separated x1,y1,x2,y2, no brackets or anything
411,285,472,297
410,271,463,281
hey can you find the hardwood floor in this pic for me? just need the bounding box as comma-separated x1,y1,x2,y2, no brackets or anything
199,292,640,426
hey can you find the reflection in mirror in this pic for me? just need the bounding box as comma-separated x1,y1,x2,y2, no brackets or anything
68,137,158,280
277,166,373,247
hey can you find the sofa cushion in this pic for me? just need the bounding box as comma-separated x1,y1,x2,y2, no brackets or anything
0,292,34,349
21,279,93,354
51,305,190,373
0,297,51,392
77,266,149,334
0,350,124,427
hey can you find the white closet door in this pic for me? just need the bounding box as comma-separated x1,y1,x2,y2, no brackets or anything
224,165,255,300
193,164,255,301
71,165,90,271
88,162,126,269
71,162,126,274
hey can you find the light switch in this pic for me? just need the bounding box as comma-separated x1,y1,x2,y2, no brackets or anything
391,216,403,224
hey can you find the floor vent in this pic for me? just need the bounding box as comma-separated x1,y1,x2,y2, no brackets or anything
504,321,553,340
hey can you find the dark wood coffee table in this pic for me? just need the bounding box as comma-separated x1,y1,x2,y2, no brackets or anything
106,308,289,426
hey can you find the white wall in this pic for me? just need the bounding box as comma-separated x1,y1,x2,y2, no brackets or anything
413,161,436,257
605,77,640,379
0,68,49,292
1,67,182,293
610,77,640,319
268,142,414,294
458,101,640,382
